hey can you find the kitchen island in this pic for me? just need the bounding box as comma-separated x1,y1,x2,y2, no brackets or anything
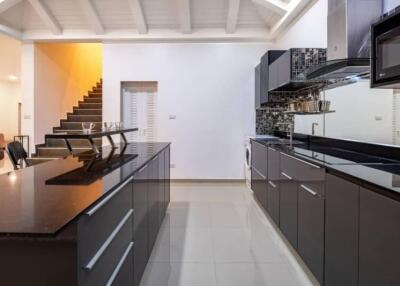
0,142,170,286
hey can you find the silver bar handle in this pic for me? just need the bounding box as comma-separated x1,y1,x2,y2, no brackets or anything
268,147,277,152
138,163,148,173
106,242,134,286
84,209,133,271
280,152,320,169
268,180,277,188
151,156,158,162
252,167,266,179
86,177,133,216
300,184,318,197
281,172,292,180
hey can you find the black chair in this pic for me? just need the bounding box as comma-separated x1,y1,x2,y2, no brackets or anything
7,141,31,170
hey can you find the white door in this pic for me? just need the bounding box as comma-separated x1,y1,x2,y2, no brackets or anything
122,82,157,142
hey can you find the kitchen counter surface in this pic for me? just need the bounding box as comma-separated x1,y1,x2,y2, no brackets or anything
0,142,170,236
252,137,400,200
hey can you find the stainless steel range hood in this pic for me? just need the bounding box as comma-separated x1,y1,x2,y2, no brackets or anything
307,0,382,80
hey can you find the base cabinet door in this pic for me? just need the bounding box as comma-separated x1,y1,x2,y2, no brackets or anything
133,166,149,286
279,170,298,249
359,188,400,286
325,174,359,286
298,183,325,284
251,167,267,210
165,147,170,209
148,157,159,253
267,180,279,225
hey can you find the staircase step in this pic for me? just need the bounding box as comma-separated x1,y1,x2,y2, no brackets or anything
83,97,102,103
92,87,102,92
66,114,102,122
46,138,102,147
58,121,102,130
72,108,102,115
36,147,89,157
88,93,102,98
78,102,102,109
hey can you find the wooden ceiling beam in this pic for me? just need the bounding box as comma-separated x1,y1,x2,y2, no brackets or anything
226,0,241,33
28,0,62,35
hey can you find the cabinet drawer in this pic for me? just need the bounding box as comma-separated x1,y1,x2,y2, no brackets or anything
280,152,325,196
79,210,133,286
78,178,133,266
107,242,134,286
267,147,280,180
251,141,268,176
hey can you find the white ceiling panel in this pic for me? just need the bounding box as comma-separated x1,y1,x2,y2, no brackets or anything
93,0,136,30
238,0,269,28
142,0,177,29
43,0,88,30
192,0,227,29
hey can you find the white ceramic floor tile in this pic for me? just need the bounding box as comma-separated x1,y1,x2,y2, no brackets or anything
167,202,212,228
141,183,318,286
215,262,311,286
140,262,216,286
170,227,214,262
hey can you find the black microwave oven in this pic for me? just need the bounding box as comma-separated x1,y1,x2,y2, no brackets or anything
371,7,400,88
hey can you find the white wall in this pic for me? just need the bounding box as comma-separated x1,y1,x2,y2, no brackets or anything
103,43,270,179
276,0,327,49
294,82,394,144
0,80,20,140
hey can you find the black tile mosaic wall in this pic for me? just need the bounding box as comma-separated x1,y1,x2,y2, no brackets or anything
255,48,326,135
291,48,327,80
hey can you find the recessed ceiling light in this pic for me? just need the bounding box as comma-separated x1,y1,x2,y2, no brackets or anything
7,75,18,82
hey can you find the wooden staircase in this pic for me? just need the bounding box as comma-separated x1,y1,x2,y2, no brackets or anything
33,80,103,159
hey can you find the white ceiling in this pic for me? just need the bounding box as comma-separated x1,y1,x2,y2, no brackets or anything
0,0,314,41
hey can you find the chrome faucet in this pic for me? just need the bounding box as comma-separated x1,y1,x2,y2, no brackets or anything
312,122,319,136
276,122,294,148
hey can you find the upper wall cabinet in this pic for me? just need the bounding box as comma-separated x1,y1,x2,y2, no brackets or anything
255,50,285,109
268,48,326,92
255,64,261,109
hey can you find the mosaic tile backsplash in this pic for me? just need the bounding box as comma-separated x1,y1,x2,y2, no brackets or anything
255,48,326,135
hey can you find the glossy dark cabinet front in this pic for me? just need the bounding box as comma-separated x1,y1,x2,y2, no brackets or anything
325,174,359,286
251,141,268,209
133,148,171,286
0,144,171,286
279,154,298,248
359,187,400,286
267,147,280,225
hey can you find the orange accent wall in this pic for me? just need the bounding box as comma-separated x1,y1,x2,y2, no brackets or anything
34,43,102,145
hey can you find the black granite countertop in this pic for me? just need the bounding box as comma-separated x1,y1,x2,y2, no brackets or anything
0,142,170,236
251,137,400,200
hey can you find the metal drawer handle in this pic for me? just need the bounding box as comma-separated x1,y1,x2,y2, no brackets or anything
151,156,158,162
252,167,266,179
281,172,292,180
280,152,320,169
138,163,148,173
268,147,277,152
268,180,277,188
300,184,318,197
84,209,133,271
86,177,133,216
106,241,134,286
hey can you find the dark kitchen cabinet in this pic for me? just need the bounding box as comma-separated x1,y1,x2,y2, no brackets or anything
133,165,149,286
255,64,261,109
251,167,268,210
325,174,359,286
359,187,400,286
251,141,268,209
267,147,280,225
255,50,285,106
279,154,298,249
133,146,171,286
296,159,325,285
268,48,326,92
